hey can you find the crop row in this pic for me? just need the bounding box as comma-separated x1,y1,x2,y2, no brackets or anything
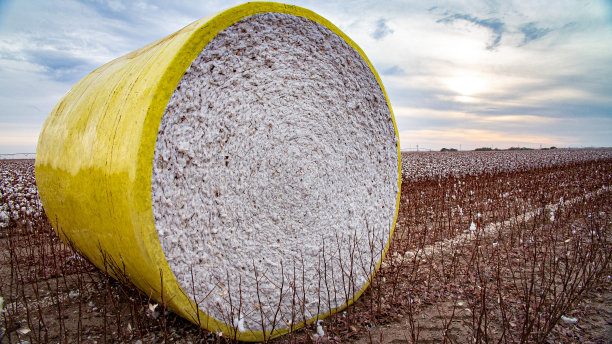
401,149,612,181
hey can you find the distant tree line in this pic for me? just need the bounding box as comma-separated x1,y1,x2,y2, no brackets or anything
472,146,557,151
439,146,558,152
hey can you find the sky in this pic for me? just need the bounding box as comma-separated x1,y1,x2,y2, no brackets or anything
0,0,611,154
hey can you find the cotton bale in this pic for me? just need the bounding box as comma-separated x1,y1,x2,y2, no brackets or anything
35,2,401,341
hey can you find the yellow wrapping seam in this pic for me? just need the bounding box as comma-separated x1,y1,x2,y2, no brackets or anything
35,2,401,341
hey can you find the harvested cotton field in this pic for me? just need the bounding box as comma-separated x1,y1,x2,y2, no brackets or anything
1,149,611,343
401,148,612,181
0,160,44,229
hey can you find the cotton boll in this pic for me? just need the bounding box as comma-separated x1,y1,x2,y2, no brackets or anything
312,320,325,340
233,314,246,332
561,315,578,323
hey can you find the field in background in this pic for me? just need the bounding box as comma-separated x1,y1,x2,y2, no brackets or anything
1,149,611,343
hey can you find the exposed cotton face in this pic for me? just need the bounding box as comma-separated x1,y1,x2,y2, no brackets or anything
152,13,398,332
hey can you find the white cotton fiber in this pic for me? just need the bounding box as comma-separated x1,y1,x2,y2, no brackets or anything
152,13,398,332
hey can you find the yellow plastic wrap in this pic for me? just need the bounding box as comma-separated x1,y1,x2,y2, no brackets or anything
35,2,401,341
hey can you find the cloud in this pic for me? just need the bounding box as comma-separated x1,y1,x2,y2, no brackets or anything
394,107,557,124
381,65,404,76
23,48,97,82
0,33,114,83
86,0,128,13
519,22,552,45
0,122,41,154
392,106,561,133
372,18,393,40
0,129,39,145
398,128,575,151
437,13,505,50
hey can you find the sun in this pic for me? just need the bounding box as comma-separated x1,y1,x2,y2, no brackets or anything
446,75,486,97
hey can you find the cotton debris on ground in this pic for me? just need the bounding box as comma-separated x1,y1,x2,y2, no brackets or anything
0,160,44,229
151,13,399,333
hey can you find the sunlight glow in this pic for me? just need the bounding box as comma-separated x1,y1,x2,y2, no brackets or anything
454,95,478,103
446,75,486,96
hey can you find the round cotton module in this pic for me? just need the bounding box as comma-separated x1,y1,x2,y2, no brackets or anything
35,2,400,341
